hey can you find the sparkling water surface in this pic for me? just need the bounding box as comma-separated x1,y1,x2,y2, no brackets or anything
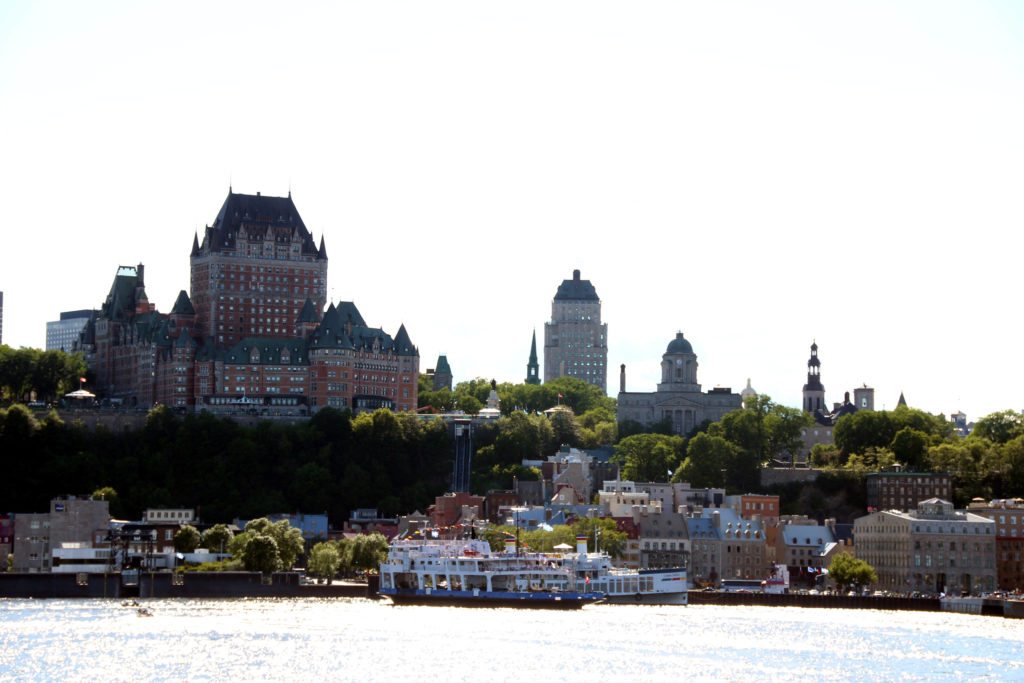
1,598,1022,682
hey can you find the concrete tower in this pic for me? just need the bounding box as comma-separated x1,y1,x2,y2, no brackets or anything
543,269,607,391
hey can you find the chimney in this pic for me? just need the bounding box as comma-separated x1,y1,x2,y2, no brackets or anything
573,269,580,281
620,364,626,393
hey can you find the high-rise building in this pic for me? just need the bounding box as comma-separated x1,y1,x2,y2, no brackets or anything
543,269,607,391
83,189,419,414
190,189,328,346
46,310,95,352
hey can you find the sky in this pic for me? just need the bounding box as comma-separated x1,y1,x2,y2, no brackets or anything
1,1,1022,420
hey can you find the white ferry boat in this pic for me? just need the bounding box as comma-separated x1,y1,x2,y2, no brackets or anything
379,538,605,609
559,537,688,605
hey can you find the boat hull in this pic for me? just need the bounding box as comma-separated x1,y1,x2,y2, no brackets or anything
603,591,688,606
380,587,603,609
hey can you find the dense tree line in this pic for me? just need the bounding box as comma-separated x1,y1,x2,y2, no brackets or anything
0,405,452,523
613,395,810,492
813,406,1024,506
0,346,87,403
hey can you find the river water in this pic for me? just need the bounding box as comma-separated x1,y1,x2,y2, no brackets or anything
1,598,1021,682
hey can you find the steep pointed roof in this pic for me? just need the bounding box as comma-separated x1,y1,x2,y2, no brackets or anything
393,324,416,355
336,301,367,327
308,303,354,350
529,330,539,364
201,190,321,258
174,328,198,349
435,354,452,375
191,233,200,257
897,392,908,408
318,235,327,259
297,298,320,324
170,290,196,316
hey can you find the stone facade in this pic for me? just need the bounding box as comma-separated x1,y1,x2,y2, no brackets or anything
81,191,419,414
543,270,607,391
617,332,741,435
854,498,997,594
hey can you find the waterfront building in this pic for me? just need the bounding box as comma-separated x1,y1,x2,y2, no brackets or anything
80,190,419,414
12,496,110,573
543,270,607,391
853,498,997,594
965,497,1024,591
727,493,781,563
46,310,95,352
632,502,691,570
687,507,768,586
866,471,953,513
777,517,838,586
616,332,741,436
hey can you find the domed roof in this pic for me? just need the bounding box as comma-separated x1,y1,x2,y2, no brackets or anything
666,332,693,355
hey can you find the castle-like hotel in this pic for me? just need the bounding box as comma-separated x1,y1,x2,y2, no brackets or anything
80,190,419,415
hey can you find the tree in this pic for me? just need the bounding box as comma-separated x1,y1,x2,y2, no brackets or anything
350,533,389,572
972,410,1024,445
307,541,341,581
675,433,740,488
889,427,930,470
201,524,234,554
828,552,877,591
614,433,683,482
241,534,280,574
174,524,201,553
90,486,123,518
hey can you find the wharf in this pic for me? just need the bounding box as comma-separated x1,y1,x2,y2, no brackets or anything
0,571,379,600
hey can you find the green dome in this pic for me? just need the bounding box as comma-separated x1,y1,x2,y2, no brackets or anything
666,332,693,355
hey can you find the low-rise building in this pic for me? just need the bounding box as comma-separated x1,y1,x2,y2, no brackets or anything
687,508,768,586
854,498,997,594
965,497,1024,592
777,517,838,587
866,472,953,513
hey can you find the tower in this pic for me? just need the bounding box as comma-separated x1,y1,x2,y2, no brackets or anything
433,354,453,391
543,269,608,391
802,342,826,413
190,189,328,347
525,331,540,385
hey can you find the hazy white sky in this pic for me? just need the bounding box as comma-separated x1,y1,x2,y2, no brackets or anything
1,1,1021,419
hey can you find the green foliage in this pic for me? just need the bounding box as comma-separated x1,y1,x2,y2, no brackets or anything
827,552,878,590
675,433,740,488
834,406,950,460
307,541,342,580
614,433,684,482
90,486,123,518
0,346,87,402
0,405,453,523
971,410,1024,445
810,443,842,468
350,533,389,572
175,558,243,572
844,447,896,473
173,524,201,553
201,524,234,553
240,533,280,574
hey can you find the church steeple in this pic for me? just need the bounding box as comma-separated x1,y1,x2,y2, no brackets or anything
802,341,826,413
525,330,541,385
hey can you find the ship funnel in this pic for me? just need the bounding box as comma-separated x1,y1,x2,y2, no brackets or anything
576,535,588,556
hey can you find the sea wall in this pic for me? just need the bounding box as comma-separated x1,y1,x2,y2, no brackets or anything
0,572,376,600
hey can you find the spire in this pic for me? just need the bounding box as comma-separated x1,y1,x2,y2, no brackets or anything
394,324,416,355
319,235,327,259
802,341,825,413
191,232,200,257
526,330,541,384
897,392,907,408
